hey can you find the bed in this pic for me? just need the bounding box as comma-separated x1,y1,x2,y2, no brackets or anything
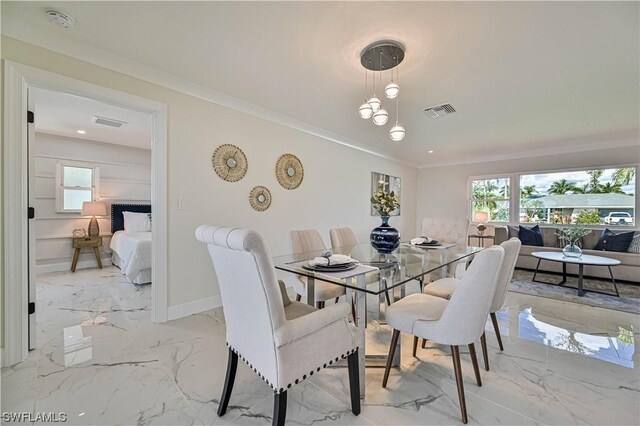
110,204,152,284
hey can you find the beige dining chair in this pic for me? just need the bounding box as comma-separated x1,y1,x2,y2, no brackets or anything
421,238,521,369
382,246,505,424
330,227,359,251
290,229,347,308
196,225,360,426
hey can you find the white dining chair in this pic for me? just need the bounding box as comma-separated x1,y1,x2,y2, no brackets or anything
329,227,359,251
291,229,347,307
196,225,360,426
420,217,471,283
421,238,521,368
382,246,505,424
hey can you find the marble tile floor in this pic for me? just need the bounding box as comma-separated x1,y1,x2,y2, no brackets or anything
1,267,639,425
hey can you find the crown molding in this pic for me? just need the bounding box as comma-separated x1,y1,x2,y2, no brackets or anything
418,137,639,169
2,19,416,168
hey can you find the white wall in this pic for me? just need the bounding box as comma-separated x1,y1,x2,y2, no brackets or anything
416,146,640,229
2,37,417,312
33,133,151,272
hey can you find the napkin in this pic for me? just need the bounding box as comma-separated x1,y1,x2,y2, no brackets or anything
308,254,354,266
410,236,433,245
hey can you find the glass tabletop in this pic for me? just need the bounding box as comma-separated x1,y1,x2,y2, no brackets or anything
273,242,484,295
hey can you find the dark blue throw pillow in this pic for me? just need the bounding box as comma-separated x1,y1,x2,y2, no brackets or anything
593,229,635,252
519,225,544,246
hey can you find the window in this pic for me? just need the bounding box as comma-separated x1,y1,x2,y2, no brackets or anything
470,177,510,222
56,161,100,212
519,167,636,226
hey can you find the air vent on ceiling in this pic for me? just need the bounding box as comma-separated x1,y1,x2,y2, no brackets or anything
423,103,456,119
93,116,127,128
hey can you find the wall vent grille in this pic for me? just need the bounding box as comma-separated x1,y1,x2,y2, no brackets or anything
423,103,456,118
93,116,127,128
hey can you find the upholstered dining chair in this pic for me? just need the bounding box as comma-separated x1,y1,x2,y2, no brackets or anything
421,238,521,369
291,229,347,307
196,225,360,426
382,246,505,424
420,217,471,282
329,227,359,251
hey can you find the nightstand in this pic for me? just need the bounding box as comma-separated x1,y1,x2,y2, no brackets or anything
71,236,103,272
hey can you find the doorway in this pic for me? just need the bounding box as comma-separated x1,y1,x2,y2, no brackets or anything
3,61,168,367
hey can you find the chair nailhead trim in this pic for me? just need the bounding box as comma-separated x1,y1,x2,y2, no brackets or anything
226,343,358,394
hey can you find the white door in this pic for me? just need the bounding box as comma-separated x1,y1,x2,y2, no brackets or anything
27,89,36,350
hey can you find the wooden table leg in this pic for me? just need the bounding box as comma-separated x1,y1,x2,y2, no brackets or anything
71,248,81,272
93,247,103,269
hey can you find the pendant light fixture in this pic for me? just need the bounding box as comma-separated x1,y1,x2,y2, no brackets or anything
357,40,406,141
358,69,373,119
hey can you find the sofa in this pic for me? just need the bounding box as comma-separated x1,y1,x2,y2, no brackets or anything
494,226,640,283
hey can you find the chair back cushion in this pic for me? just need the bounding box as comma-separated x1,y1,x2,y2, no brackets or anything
437,246,504,344
195,225,284,379
329,227,359,250
421,217,469,245
490,238,521,312
290,229,327,254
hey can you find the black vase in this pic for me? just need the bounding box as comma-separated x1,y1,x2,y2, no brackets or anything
370,215,400,253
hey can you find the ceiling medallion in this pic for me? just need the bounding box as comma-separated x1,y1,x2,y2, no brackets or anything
212,144,248,182
249,186,272,211
275,154,304,190
357,40,406,142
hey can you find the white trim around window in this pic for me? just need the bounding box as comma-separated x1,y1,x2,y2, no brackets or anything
55,160,101,213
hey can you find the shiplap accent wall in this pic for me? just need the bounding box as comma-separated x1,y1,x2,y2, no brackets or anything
34,133,151,272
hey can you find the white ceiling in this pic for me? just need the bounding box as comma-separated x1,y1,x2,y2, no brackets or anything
31,87,152,149
3,1,638,166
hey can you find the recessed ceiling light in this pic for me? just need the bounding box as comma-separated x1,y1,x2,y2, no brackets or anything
77,130,86,134
428,150,434,154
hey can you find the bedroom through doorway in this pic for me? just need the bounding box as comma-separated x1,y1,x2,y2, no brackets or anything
29,87,154,354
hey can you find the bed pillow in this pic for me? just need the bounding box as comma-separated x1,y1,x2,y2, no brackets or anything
123,211,151,233
593,229,635,252
518,225,544,246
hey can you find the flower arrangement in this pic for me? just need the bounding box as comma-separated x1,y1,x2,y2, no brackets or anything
371,181,400,217
556,224,591,245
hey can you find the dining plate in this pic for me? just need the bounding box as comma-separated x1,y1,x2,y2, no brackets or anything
417,240,440,246
302,262,358,272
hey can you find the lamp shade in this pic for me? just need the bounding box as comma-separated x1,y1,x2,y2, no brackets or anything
385,82,400,99
372,108,389,126
82,201,107,216
389,124,405,141
367,97,381,113
473,211,489,223
359,102,373,119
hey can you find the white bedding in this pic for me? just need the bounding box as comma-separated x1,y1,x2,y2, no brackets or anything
110,231,152,284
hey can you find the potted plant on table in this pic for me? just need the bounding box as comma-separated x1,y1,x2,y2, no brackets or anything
370,182,401,253
556,224,591,258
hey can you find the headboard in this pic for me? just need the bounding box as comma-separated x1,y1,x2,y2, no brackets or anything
111,203,152,234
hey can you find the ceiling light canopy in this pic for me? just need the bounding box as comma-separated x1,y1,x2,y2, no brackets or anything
356,40,406,141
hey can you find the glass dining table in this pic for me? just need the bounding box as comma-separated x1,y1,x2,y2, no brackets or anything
272,242,484,397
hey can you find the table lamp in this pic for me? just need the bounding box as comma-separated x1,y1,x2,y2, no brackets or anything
81,201,107,237
473,211,489,236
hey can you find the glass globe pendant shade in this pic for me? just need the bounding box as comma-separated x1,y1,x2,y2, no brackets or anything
359,102,373,119
372,108,389,126
367,97,381,113
389,123,406,141
385,82,400,99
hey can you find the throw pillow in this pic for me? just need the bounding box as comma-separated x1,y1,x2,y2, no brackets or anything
594,229,635,252
123,211,151,233
507,225,520,239
627,234,640,254
519,225,544,246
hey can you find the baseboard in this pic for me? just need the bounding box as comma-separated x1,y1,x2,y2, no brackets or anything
167,295,222,321
36,256,112,274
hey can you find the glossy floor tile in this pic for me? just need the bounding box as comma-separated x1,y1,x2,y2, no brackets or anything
1,267,638,425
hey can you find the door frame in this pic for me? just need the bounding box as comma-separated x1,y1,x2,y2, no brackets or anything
2,61,169,367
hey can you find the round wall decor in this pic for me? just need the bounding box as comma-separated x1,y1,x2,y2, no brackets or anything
249,186,272,212
212,144,248,182
275,154,304,190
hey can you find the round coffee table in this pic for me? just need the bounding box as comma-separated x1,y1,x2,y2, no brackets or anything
531,251,621,297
